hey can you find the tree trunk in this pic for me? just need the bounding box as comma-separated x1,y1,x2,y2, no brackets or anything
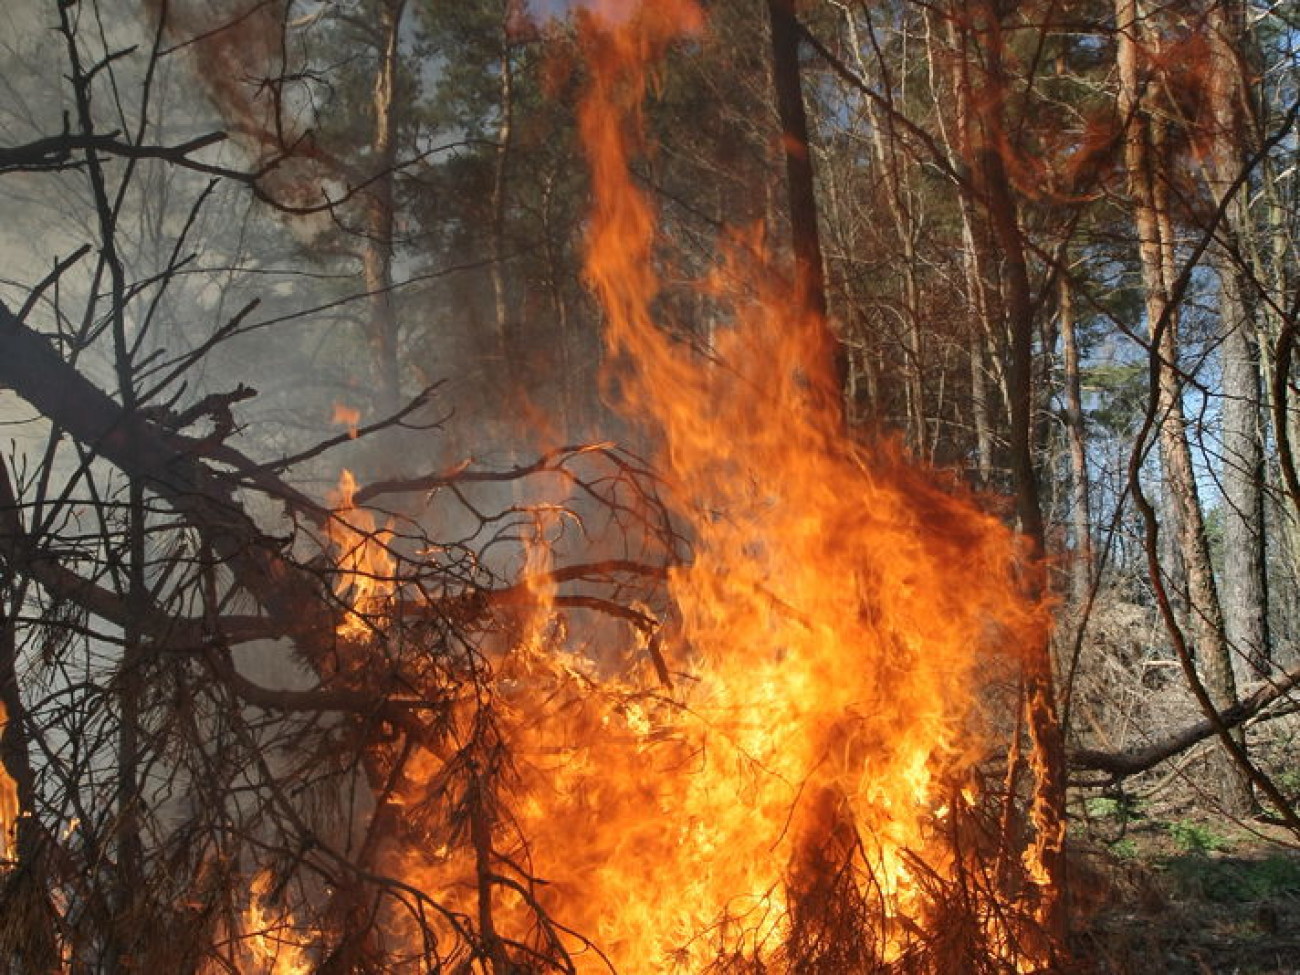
1253,113,1300,620
976,20,1066,953
1115,0,1254,814
933,8,1007,487
853,10,927,452
1060,272,1093,604
490,15,516,391
0,306,332,647
1209,0,1271,680
0,463,60,975
767,0,841,396
924,1,1068,940
1217,236,1270,679
362,0,406,418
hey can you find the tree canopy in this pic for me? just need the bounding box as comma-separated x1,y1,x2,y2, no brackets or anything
0,1,1298,972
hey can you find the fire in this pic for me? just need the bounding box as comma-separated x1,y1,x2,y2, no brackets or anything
332,402,362,439
241,871,312,975
328,468,396,640
389,2,1050,972
0,701,17,865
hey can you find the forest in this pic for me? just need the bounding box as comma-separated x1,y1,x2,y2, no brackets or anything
0,0,1297,972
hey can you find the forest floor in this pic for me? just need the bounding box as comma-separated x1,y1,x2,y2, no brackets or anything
1068,754,1300,973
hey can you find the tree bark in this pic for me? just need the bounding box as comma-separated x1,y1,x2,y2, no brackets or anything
935,8,1007,487
958,0,1068,946
767,0,841,395
854,12,927,452
361,0,407,418
491,14,516,390
1060,272,1093,604
0,464,61,975
1115,0,1254,814
768,0,825,320
1208,0,1271,681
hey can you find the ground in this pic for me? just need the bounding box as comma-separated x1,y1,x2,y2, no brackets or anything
1068,766,1300,974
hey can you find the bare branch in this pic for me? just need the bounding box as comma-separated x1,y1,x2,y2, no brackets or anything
0,302,332,645
1071,664,1300,781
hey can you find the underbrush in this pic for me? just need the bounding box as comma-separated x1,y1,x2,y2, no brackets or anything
1068,787,1300,973
1064,600,1300,972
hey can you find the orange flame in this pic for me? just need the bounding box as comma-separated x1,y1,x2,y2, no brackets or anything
241,871,312,975
0,701,17,866
327,468,395,639
332,402,362,439
395,2,1049,971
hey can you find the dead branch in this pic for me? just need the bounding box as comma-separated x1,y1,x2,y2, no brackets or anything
0,129,226,175
1070,661,1300,781
352,442,632,504
0,302,332,646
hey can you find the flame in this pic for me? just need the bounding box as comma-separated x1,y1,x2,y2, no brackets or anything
0,701,17,865
393,2,1049,971
241,871,312,975
327,468,396,639
332,402,362,439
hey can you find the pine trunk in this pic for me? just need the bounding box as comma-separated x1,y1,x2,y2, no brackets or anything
362,0,406,417
1209,0,1271,681
1115,0,1254,814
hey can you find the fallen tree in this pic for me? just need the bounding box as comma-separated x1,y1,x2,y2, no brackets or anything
1069,662,1300,783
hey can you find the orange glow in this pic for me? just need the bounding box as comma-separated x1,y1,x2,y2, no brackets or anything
332,402,362,439
390,2,1050,971
0,701,17,865
327,468,396,639
241,871,312,975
